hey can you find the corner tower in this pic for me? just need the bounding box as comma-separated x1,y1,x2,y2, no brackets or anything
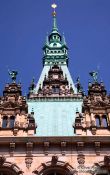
28,4,83,136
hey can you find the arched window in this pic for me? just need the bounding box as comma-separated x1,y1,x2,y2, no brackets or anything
2,116,8,128
95,115,101,127
10,116,15,128
33,156,75,175
102,115,108,127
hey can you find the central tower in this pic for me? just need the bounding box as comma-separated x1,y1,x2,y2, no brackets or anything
28,4,83,136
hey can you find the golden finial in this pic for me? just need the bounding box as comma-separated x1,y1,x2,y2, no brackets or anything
51,3,57,16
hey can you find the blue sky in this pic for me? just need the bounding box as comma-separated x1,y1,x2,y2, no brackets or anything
0,0,110,94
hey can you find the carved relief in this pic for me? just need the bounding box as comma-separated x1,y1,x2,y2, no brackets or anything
25,157,33,169
77,154,85,165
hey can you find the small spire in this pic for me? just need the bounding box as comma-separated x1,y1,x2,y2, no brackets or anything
51,3,58,32
45,32,49,45
62,33,66,45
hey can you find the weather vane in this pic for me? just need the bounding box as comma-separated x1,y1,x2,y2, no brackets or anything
51,3,57,16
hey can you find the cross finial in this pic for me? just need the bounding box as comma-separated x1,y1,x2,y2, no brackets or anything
51,3,57,16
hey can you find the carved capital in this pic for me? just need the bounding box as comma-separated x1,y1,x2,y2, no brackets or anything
44,142,50,155
26,142,33,156
61,141,66,155
10,142,15,155
77,142,84,154
95,142,100,155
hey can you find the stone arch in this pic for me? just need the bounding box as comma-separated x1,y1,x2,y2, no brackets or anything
0,155,23,175
33,156,77,175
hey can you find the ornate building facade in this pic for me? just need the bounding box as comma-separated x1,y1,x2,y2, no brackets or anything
0,4,110,175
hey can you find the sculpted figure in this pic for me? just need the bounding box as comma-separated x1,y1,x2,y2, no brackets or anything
89,71,98,82
8,70,18,82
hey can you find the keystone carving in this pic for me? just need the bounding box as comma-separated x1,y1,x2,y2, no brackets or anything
51,155,58,165
25,157,33,169
77,154,85,165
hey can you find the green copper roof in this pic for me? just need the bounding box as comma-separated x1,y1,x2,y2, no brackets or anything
52,15,58,33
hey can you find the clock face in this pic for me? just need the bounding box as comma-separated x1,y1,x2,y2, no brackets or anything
53,75,58,79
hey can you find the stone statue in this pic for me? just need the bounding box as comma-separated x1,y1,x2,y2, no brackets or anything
76,76,83,93
89,71,98,82
8,70,18,82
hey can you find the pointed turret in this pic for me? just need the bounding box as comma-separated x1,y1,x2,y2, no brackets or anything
62,33,67,46
45,33,49,45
